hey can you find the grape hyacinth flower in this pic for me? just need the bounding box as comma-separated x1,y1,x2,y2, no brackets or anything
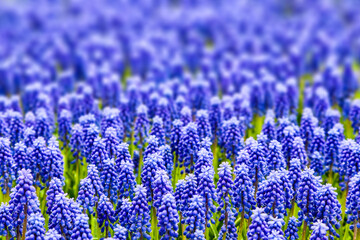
297,168,322,238
346,172,360,235
285,217,299,240
310,151,324,176
281,125,296,168
150,116,166,146
275,83,290,118
24,127,36,147
143,136,159,160
309,127,325,155
209,96,222,140
183,174,198,211
103,127,120,159
313,87,330,121
267,140,286,171
159,145,174,178
142,153,164,201
156,98,171,138
86,164,104,198
196,110,212,141
194,148,212,179
44,229,63,240
350,99,360,133
134,105,150,149
25,213,46,240
0,203,13,238
170,119,183,160
197,167,217,228
262,111,276,142
89,137,108,168
113,224,128,240
315,184,341,239
322,109,340,135
152,170,173,209
7,110,25,146
300,108,317,150
182,195,206,239
97,194,116,237
157,193,179,239
0,138,15,194
288,158,302,193
116,198,132,229
69,124,83,163
100,158,118,203
179,123,200,173
42,144,64,185
115,143,132,170
221,117,244,167
325,126,341,180
101,108,124,140
13,142,30,173
58,109,72,148
71,214,93,240
76,178,96,215
247,140,267,195
291,136,308,168
46,178,64,215
247,208,270,240
175,180,186,213
128,185,151,240
233,164,256,231
180,106,192,126
268,216,285,235
117,161,136,200
34,108,52,140
309,221,329,240
9,169,41,239
81,123,99,160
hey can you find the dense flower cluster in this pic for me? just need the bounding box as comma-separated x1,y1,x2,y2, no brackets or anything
0,0,359,239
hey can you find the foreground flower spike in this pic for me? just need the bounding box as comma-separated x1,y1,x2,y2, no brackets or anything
346,141,360,181
81,123,99,159
34,108,52,140
7,110,25,146
129,185,151,240
300,108,317,150
346,172,360,235
179,122,200,173
268,216,285,235
71,214,92,240
117,161,136,200
100,158,118,203
350,99,360,133
325,126,341,179
152,170,173,209
197,167,217,228
196,110,212,141
310,151,324,176
104,127,120,159
89,137,108,168
150,116,166,146
267,140,286,171
262,111,276,141
322,109,340,135
25,213,45,240
247,208,270,240
297,168,322,238
134,105,150,149
291,136,308,168
115,143,132,169
13,141,30,173
285,217,299,240
113,224,128,240
268,230,286,240
44,229,63,240
313,87,330,121
157,193,179,239
315,184,341,239
143,136,159,160
142,153,163,200
257,172,287,218
101,107,124,140
170,119,183,160
182,195,206,239
218,206,238,240
0,203,13,238
159,145,174,178
175,180,186,213
43,144,64,185
194,148,212,179
49,194,75,239
247,140,267,195
222,117,244,165
180,106,192,126
58,109,72,147
97,194,116,237
275,83,290,118
9,169,41,239
309,127,325,155
46,178,64,215
281,125,296,167
233,164,255,229
0,137,15,194
76,178,96,215
309,221,329,240
69,124,83,162
116,198,132,229
209,96,222,140
86,164,104,197
194,229,206,240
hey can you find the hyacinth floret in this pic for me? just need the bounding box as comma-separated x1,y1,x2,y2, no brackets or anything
71,214,93,240
25,213,46,240
97,194,116,236
196,110,212,141
117,161,136,200
285,217,299,240
152,170,173,209
310,221,329,240
197,167,217,227
46,178,64,215
247,208,270,240
157,193,179,240
0,137,15,194
267,140,286,171
76,178,96,215
128,185,151,240
182,195,206,239
179,122,200,172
